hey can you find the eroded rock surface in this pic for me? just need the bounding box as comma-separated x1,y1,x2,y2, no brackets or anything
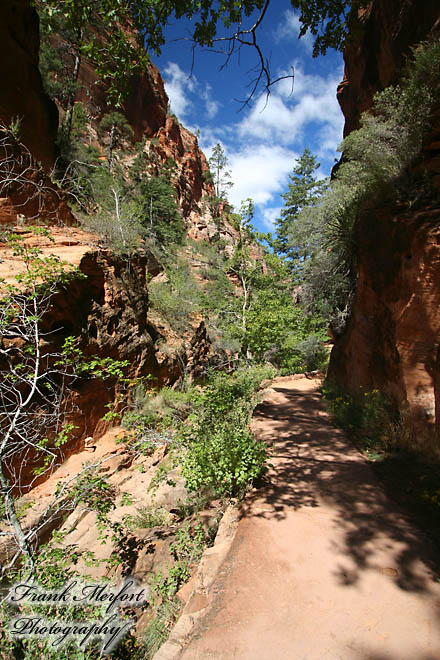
329,0,440,448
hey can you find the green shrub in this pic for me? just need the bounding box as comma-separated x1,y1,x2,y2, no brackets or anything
181,366,274,496
149,259,201,331
292,38,440,331
123,506,171,530
279,335,328,375
136,175,185,246
182,415,268,495
321,380,396,454
129,386,194,429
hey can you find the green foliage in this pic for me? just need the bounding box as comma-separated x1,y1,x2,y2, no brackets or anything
54,102,103,209
274,148,328,265
38,13,77,107
183,419,267,496
99,111,133,138
277,335,329,375
244,251,325,361
290,0,367,56
79,144,185,257
136,174,185,245
81,167,145,255
68,469,117,530
287,38,440,334
181,366,274,496
321,380,396,455
98,111,134,168
123,506,171,530
125,385,195,431
36,0,150,107
170,521,207,564
138,597,181,658
149,258,200,331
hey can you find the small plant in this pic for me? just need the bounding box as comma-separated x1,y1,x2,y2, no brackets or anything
140,597,181,658
123,506,170,530
120,491,134,506
321,380,396,455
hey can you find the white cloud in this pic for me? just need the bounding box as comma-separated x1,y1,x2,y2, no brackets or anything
227,144,297,209
261,207,282,231
163,63,220,121
238,94,299,143
201,84,220,119
275,10,314,54
237,65,344,152
163,62,195,118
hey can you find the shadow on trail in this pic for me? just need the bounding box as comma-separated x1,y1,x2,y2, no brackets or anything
241,384,440,597
354,649,439,660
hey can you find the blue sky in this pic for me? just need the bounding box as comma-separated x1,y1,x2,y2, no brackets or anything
152,4,345,234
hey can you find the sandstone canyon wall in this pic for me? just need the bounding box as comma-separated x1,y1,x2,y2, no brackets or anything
0,1,238,478
329,0,440,451
0,1,58,168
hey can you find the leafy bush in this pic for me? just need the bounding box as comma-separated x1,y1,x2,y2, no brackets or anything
278,335,329,375
181,366,275,496
183,415,267,495
321,380,397,454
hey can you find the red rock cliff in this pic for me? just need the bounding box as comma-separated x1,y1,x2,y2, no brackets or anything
73,47,215,221
329,0,440,451
0,0,58,168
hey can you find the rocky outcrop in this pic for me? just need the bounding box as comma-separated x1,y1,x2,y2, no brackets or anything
337,0,440,136
45,246,216,445
329,0,440,450
0,3,76,225
72,46,215,220
0,226,219,490
0,1,57,168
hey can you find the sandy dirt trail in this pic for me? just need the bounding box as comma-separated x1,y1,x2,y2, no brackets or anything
178,376,440,660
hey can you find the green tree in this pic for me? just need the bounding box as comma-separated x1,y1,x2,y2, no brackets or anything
207,143,233,216
135,175,185,248
274,148,328,267
98,111,134,170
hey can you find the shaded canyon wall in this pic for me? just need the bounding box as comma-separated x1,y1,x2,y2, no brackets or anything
328,0,440,450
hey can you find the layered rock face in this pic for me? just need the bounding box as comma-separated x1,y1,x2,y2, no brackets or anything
73,42,216,223
0,227,218,490
0,4,239,480
329,0,440,450
337,0,440,136
0,1,57,168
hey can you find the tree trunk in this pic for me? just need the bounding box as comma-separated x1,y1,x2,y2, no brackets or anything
108,123,115,170
64,37,82,143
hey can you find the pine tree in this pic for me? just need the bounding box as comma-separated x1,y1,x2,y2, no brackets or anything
208,143,233,215
274,148,327,263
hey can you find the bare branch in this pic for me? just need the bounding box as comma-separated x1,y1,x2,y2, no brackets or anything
179,1,294,110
